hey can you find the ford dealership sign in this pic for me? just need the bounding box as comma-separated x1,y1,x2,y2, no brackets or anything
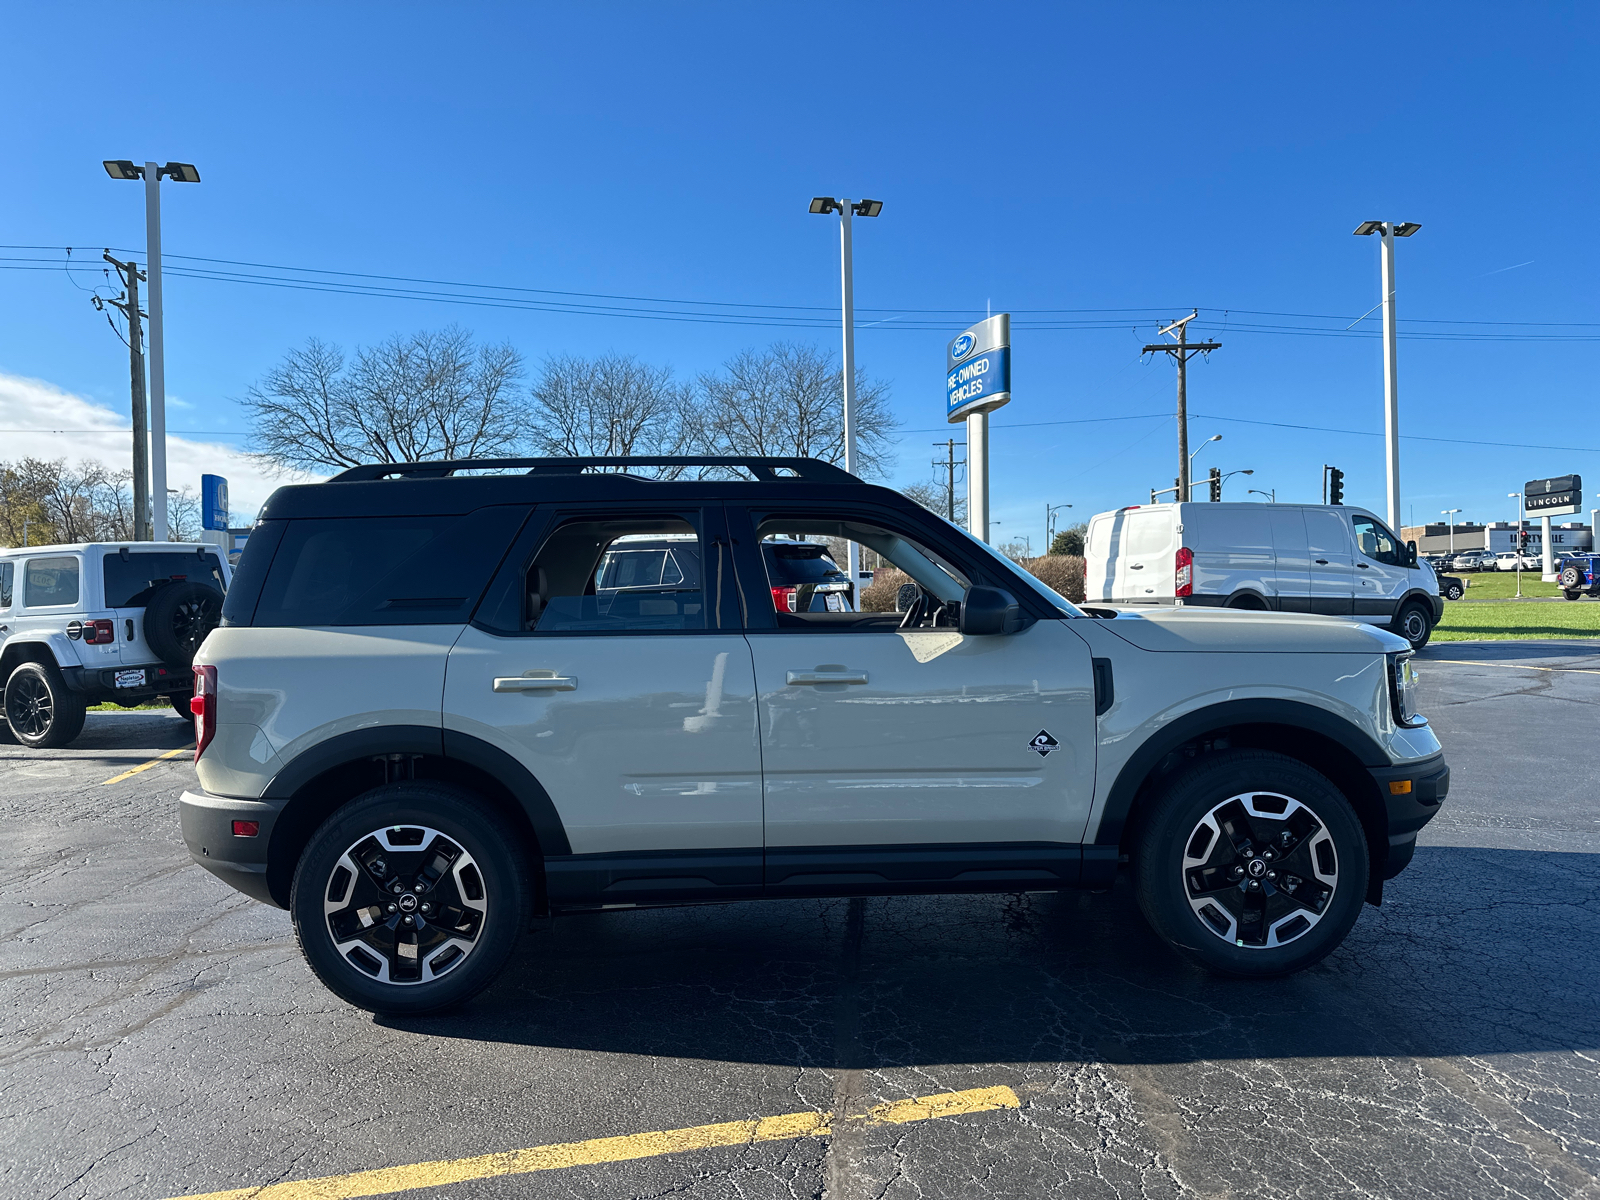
946,314,1011,423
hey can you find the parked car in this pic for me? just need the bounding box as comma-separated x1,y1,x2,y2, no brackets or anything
1,542,229,747
178,454,1446,1015
1494,551,1542,571
1446,550,1494,572
1438,575,1467,601
1083,502,1443,649
762,538,854,611
1557,555,1600,601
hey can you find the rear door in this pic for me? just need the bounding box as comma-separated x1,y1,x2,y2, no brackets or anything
1266,509,1310,611
1117,509,1175,602
1304,509,1354,615
103,548,227,690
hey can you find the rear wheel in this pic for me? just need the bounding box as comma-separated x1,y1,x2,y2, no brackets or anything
1442,581,1464,601
3,661,87,749
291,783,530,1016
1393,602,1433,650
1135,750,1369,977
1558,566,1584,590
1226,593,1267,611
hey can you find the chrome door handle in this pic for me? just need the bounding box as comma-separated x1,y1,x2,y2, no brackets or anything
493,673,577,693
787,670,869,686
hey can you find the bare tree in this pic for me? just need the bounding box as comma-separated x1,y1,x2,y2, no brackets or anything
901,480,967,526
242,327,525,471
0,458,137,545
528,354,699,476
697,343,896,478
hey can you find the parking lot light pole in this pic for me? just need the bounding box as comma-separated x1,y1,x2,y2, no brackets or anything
1354,220,1421,533
104,159,201,541
1441,508,1461,556
810,195,882,586
1508,492,1525,597
1185,434,1221,497
1045,503,1072,552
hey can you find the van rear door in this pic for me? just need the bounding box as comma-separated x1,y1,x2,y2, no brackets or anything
1267,509,1311,612
1118,509,1175,602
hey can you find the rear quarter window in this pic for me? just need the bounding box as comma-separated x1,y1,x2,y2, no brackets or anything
25,556,79,606
248,507,530,627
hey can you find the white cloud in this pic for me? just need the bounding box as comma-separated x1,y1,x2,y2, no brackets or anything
0,371,322,521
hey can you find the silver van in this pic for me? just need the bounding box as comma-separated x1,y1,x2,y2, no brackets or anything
1084,503,1443,649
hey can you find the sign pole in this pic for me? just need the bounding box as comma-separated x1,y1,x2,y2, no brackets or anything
1541,515,1554,579
967,411,989,543
946,314,1011,545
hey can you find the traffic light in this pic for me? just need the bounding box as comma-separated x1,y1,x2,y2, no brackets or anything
1208,466,1222,502
1328,467,1345,505
1519,529,1529,551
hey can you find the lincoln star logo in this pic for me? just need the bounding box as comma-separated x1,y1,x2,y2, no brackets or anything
1029,730,1060,757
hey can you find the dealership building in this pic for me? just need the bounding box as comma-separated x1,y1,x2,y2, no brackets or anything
1399,521,1594,555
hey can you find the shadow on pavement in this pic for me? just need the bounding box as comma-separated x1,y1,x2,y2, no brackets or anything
394,844,1600,1068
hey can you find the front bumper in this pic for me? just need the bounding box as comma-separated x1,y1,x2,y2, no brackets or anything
1366,753,1449,880
179,788,283,906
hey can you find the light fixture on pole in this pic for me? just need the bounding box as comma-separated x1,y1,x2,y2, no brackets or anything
1354,219,1421,534
1217,468,1253,499
809,194,882,585
1186,434,1221,497
1248,488,1276,503
1440,508,1461,555
105,158,201,541
1045,502,1072,553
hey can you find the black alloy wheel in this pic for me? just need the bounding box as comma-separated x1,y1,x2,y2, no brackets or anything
143,581,225,670
291,783,529,1015
1136,750,1368,977
1395,602,1432,650
3,661,87,749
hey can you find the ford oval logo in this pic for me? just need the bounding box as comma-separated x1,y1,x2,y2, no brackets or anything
951,332,977,360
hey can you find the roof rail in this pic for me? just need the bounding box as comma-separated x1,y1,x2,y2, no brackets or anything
327,456,858,484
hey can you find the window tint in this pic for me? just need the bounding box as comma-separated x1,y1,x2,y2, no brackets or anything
103,551,224,607
250,507,529,627
25,557,79,606
0,561,12,608
1352,515,1403,566
528,519,707,633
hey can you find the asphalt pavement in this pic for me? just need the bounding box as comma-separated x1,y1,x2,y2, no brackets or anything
3,641,1598,1199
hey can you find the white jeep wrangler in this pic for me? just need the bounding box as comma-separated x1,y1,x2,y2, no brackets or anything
179,456,1448,1015
1,542,229,747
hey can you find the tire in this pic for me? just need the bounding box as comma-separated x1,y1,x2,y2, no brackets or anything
290,782,530,1016
143,581,224,670
3,661,88,749
1226,593,1267,611
1558,566,1584,590
1134,749,1369,978
1563,590,1582,602
1442,581,1464,601
1393,602,1432,650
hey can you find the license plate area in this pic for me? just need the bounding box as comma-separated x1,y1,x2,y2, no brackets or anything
114,669,147,689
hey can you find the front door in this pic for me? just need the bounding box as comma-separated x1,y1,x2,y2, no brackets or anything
444,506,764,906
729,506,1097,894
1304,509,1355,616
1351,512,1409,622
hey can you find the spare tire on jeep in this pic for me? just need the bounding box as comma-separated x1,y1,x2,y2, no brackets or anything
144,580,224,670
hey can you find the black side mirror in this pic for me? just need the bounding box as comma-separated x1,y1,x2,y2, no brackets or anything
960,585,1021,636
1406,539,1419,567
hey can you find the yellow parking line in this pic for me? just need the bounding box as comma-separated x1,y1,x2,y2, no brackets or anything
100,745,193,785
1433,659,1600,675
164,1085,1021,1200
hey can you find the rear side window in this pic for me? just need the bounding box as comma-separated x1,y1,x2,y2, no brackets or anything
25,557,79,606
103,551,224,607
0,561,12,608
249,507,530,627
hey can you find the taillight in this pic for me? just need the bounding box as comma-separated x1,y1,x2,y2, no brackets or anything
192,665,217,761
83,619,115,645
1174,547,1194,598
770,585,798,612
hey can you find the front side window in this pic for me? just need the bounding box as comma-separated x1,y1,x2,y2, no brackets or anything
527,518,708,633
25,557,79,607
1352,515,1403,567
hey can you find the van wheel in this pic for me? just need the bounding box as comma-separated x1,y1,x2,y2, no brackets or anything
3,661,88,749
1134,750,1369,977
1393,602,1432,649
1226,593,1267,610
290,782,530,1016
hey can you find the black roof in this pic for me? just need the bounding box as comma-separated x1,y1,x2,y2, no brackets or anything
259,456,907,521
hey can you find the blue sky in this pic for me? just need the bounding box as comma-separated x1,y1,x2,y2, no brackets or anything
2,3,1597,534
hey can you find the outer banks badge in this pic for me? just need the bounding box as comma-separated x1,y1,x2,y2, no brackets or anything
1029,730,1060,757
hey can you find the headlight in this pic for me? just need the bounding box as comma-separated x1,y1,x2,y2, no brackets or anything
1389,653,1426,728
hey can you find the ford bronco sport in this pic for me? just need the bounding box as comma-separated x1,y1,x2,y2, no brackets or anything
179,456,1448,1015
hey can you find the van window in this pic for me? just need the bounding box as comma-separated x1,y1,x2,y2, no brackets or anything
1086,518,1111,558
1126,511,1172,557
1352,515,1404,567
25,557,79,606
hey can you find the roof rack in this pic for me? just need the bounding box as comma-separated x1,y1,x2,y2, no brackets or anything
328,456,858,484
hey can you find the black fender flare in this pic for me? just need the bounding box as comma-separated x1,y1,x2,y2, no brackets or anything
1223,588,1272,611
1093,698,1390,850
1394,587,1442,624
262,724,572,857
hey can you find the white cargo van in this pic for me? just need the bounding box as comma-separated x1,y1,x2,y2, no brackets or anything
1084,503,1444,649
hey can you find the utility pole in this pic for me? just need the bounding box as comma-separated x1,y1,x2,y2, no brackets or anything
1143,311,1220,499
97,254,151,541
932,438,965,522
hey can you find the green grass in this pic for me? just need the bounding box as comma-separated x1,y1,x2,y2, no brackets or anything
1434,598,1600,641
87,700,176,711
1443,569,1562,600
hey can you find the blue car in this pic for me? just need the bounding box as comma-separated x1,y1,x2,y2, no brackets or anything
1557,555,1600,600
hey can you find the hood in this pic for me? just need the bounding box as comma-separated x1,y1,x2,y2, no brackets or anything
1083,605,1410,654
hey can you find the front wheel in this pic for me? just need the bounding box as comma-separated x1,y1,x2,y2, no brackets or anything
291,783,530,1016
1393,602,1433,650
1442,581,1464,601
1135,750,1369,977
3,661,87,749
1563,590,1583,602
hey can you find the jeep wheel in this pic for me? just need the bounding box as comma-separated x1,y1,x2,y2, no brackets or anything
1563,589,1583,602
1393,602,1432,650
3,661,88,749
143,581,224,670
1135,750,1369,977
291,783,529,1016
1558,565,1583,590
